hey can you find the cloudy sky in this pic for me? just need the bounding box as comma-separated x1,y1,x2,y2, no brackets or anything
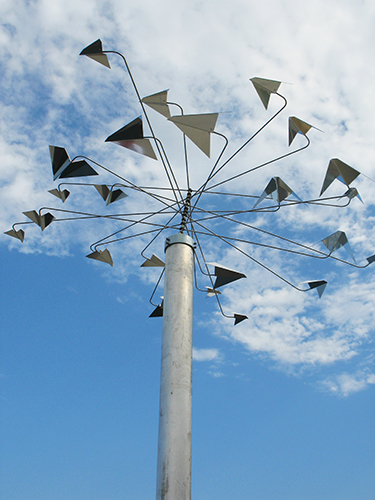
1,1,375,499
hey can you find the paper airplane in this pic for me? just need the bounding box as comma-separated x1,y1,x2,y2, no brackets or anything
342,187,363,203
168,113,218,157
79,39,111,68
322,230,356,262
234,314,248,325
253,176,302,208
86,249,113,266
141,254,165,267
288,116,321,146
208,262,247,288
250,77,282,109
142,90,171,118
320,158,360,196
4,228,25,242
49,188,70,202
23,211,54,231
49,146,98,181
105,117,157,160
94,185,128,206
303,280,327,298
150,301,164,317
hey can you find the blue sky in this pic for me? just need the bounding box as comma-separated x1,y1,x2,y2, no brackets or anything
1,1,375,499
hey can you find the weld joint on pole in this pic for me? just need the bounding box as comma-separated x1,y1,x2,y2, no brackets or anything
165,232,196,252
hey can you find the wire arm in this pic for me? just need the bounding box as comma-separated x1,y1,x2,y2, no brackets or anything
191,228,334,261
90,207,182,252
201,190,353,209
141,211,180,259
191,207,372,267
55,181,180,206
189,207,337,260
204,133,311,192
34,206,177,225
198,92,288,192
189,193,353,223
70,155,181,213
190,130,229,213
193,226,235,319
149,268,165,307
103,50,184,208
93,226,179,252
167,100,191,191
151,136,184,206
191,219,323,292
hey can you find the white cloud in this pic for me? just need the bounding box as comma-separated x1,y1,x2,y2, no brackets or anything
319,371,375,397
206,261,375,373
193,347,221,362
208,371,225,378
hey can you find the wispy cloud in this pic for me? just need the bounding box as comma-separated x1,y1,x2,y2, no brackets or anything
193,347,222,362
319,370,375,397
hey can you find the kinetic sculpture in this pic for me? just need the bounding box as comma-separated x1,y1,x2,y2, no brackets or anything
6,39,374,500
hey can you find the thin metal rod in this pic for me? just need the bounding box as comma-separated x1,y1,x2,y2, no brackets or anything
141,212,180,259
203,134,311,192
153,137,185,204
198,92,288,191
188,206,329,258
149,268,165,307
191,219,319,292
90,204,179,249
167,101,191,191
92,215,181,251
72,155,181,212
190,131,229,213
104,50,183,208
94,227,177,251
193,227,233,318
191,228,332,260
200,190,352,207
188,192,351,221
35,207,176,229
56,180,180,205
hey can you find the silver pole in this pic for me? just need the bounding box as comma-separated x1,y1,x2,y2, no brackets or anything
156,233,195,500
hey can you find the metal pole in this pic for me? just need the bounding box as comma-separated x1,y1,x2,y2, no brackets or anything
156,233,195,500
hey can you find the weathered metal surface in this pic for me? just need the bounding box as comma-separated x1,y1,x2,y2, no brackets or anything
156,234,194,500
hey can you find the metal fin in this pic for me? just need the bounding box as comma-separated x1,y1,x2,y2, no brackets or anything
320,159,360,196
141,254,165,267
250,77,282,109
234,314,248,325
4,229,25,242
142,90,171,118
79,39,111,68
49,188,70,202
23,211,54,230
168,113,218,157
208,262,247,288
150,303,163,317
305,280,327,298
105,117,157,160
288,116,322,146
322,230,356,263
86,249,113,266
